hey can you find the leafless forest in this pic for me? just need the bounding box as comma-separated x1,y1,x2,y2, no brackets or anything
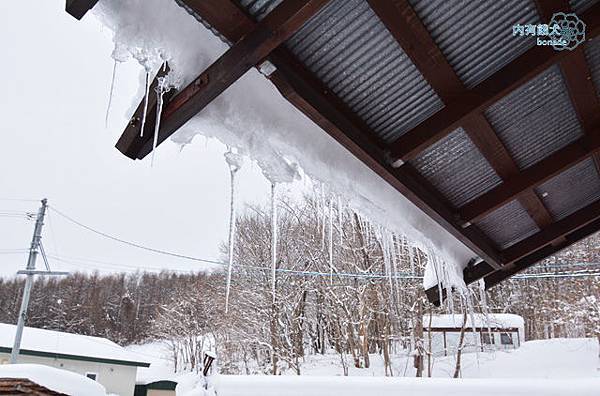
1,196,598,375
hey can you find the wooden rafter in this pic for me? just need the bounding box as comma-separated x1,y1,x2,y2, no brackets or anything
366,0,464,102
485,214,600,288
386,4,600,163
369,0,555,232
462,116,555,229
116,0,331,159
458,135,600,223
65,0,99,19
502,199,600,263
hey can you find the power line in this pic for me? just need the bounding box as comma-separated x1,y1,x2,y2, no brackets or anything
46,206,600,282
49,206,224,267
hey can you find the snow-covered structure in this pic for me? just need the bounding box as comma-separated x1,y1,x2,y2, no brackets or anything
0,323,149,396
0,364,106,396
425,314,525,356
67,0,600,308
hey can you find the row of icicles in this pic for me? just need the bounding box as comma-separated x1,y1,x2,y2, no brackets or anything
104,59,493,348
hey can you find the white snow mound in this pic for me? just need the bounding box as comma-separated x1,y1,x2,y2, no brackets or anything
0,364,106,396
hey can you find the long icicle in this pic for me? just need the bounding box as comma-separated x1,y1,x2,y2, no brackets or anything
151,73,169,167
270,182,278,304
224,153,240,314
328,197,334,284
140,71,150,137
105,59,118,128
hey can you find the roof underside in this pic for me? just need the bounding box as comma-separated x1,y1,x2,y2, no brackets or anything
68,0,600,305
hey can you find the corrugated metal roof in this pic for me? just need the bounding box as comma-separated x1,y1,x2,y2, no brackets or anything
570,0,599,13
408,0,540,88
410,128,502,208
282,0,444,143
474,199,541,249
484,65,584,170
238,0,282,21
585,38,600,98
535,158,600,221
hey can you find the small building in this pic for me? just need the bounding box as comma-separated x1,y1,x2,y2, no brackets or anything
424,313,524,356
0,363,106,395
0,323,150,396
134,380,177,396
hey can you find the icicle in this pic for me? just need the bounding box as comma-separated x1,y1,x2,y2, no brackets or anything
337,196,343,245
150,67,175,167
270,182,278,303
465,288,481,362
320,186,326,250
105,59,118,128
140,71,151,137
328,197,334,283
224,149,242,314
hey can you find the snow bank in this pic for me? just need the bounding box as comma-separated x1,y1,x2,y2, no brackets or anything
0,364,106,396
215,376,600,396
0,323,148,365
91,0,479,291
176,372,216,396
427,313,525,330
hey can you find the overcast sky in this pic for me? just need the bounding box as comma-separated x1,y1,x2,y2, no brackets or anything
0,0,283,276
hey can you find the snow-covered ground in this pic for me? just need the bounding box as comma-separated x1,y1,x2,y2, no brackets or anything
215,376,600,396
125,338,599,395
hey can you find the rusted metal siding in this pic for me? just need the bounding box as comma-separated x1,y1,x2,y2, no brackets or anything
484,65,584,170
408,0,540,88
410,128,502,208
535,158,600,220
474,200,541,249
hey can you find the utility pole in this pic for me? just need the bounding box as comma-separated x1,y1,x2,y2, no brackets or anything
10,199,57,363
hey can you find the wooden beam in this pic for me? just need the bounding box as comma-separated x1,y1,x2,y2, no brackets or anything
368,0,555,230
387,4,600,163
116,0,330,159
484,214,600,288
65,0,99,19
458,135,600,223
463,115,554,229
176,0,255,43
428,199,600,303
115,65,173,158
501,198,600,263
425,260,496,306
366,0,464,102
536,0,600,175
267,48,504,269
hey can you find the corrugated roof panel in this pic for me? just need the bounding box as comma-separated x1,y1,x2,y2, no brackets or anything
484,65,584,170
284,0,444,142
410,128,502,208
585,38,600,98
570,0,599,13
474,200,540,249
535,158,600,220
238,0,282,21
408,0,540,88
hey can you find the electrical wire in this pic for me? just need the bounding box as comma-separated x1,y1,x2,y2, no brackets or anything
49,206,224,266
46,206,600,281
